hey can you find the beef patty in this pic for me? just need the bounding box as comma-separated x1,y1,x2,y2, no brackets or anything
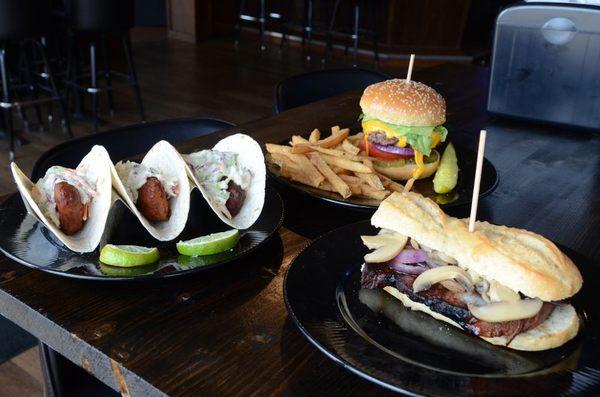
361,263,554,340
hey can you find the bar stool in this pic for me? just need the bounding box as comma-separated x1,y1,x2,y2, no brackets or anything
234,0,290,52
322,0,380,66
280,0,315,61
0,0,72,161
66,0,145,132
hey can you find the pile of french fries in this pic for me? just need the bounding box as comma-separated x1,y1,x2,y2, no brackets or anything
266,126,405,201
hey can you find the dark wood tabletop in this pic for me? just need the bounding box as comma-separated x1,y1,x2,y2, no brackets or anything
0,63,598,396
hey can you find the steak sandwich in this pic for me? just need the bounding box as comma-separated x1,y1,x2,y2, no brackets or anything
360,191,582,351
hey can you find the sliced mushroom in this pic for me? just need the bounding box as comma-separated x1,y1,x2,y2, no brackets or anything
361,234,408,250
363,235,408,263
413,265,474,293
488,281,520,303
409,238,420,250
468,299,543,323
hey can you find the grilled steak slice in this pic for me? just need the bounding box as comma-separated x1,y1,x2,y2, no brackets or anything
361,264,554,338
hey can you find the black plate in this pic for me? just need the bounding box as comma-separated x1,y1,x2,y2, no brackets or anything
0,186,283,281
284,220,600,396
267,139,498,211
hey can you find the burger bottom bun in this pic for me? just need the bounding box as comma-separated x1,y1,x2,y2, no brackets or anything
383,286,580,351
373,150,440,181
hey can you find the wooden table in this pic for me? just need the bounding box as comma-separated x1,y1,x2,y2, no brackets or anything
0,63,598,396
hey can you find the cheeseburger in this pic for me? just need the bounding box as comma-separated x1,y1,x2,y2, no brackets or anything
359,79,448,181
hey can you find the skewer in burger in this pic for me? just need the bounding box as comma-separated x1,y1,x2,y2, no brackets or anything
359,79,448,187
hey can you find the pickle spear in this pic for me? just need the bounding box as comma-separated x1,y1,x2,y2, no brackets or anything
433,142,458,194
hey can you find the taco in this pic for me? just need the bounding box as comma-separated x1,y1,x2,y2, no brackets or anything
112,140,190,241
10,145,114,253
184,133,266,229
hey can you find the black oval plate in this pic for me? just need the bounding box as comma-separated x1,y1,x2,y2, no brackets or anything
284,220,600,396
267,140,498,211
0,186,283,281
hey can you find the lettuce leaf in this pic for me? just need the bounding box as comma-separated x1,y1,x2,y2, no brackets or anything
360,114,447,156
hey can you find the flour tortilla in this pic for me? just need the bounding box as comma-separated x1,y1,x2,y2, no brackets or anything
111,140,191,241
186,133,266,229
11,145,114,253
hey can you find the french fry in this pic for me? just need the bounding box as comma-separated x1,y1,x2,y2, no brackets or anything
356,172,385,190
265,143,292,155
342,139,360,155
320,153,372,173
269,152,294,167
308,153,351,198
380,176,405,193
291,135,310,145
361,185,391,200
361,157,373,169
309,129,320,143
280,165,322,188
338,174,362,184
331,166,352,175
286,153,325,186
331,126,340,135
317,128,349,148
347,133,364,144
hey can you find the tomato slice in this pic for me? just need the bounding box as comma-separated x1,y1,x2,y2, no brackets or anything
359,136,403,160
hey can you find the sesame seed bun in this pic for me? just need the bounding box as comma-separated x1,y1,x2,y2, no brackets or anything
360,79,446,127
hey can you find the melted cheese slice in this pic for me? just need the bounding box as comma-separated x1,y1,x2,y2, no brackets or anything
362,120,443,179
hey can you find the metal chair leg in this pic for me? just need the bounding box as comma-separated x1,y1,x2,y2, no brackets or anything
258,0,266,52
89,41,99,133
371,0,380,65
32,40,73,138
101,34,114,116
21,41,44,131
122,36,145,122
304,0,313,61
352,0,360,67
1,48,15,161
234,0,247,48
323,0,342,64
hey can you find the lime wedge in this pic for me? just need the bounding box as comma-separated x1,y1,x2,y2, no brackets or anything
99,244,160,267
176,230,240,256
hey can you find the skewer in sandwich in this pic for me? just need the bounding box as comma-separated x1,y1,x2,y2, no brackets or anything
360,190,582,351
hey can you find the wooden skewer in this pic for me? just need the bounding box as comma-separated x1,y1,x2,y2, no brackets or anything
468,130,487,232
406,54,415,82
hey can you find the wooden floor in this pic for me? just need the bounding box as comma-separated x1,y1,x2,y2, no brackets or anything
0,27,452,395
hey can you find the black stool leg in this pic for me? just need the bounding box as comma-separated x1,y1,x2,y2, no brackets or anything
1,48,15,161
101,34,114,116
259,0,266,52
352,0,360,67
371,0,379,65
22,41,44,131
122,36,145,122
304,0,313,61
234,0,246,48
89,41,99,132
32,40,72,138
323,0,342,64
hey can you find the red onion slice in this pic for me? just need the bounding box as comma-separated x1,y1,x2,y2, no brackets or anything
370,142,415,158
389,262,428,275
395,249,428,264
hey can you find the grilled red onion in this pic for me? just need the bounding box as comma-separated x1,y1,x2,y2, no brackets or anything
395,249,428,264
389,262,428,275
370,143,415,158
387,249,429,275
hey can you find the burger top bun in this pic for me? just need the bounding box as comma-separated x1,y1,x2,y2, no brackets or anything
360,79,446,127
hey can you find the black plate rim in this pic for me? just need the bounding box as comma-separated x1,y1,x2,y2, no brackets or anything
283,219,595,395
267,140,499,211
0,186,284,282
